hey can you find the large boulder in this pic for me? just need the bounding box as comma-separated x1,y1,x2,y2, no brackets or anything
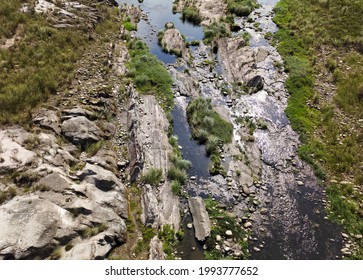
0,195,75,260
160,28,190,60
61,116,101,148
188,197,211,241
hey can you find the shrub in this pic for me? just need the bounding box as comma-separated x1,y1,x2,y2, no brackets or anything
205,135,220,155
171,180,182,196
187,98,233,144
123,21,137,31
181,6,202,24
167,166,187,185
142,168,163,186
203,21,230,44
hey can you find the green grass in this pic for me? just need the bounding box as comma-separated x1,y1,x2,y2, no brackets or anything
187,98,233,144
187,98,232,176
123,21,137,31
81,223,108,239
274,0,363,258
127,40,174,113
141,168,163,186
226,0,259,17
135,226,157,254
158,224,181,260
203,21,230,44
0,1,119,123
181,6,202,24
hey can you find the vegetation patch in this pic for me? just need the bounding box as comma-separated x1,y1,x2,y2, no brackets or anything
127,39,174,113
181,6,202,24
0,1,119,124
204,198,250,260
203,21,230,44
158,224,183,260
226,0,259,17
81,223,108,239
274,0,363,258
187,98,232,175
141,168,163,186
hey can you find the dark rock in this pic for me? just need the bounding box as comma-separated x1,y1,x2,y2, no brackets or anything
247,75,264,93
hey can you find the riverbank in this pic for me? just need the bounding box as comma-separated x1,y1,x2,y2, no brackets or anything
273,0,363,259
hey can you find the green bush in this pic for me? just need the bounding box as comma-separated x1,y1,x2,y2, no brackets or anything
123,21,137,31
203,21,230,44
167,166,187,185
171,180,182,196
181,6,202,24
187,98,233,144
226,0,259,17
142,168,163,186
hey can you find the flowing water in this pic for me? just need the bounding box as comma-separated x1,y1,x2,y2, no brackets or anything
117,0,342,259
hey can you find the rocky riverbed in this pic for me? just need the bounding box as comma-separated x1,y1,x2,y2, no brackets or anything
143,0,343,259
0,0,346,260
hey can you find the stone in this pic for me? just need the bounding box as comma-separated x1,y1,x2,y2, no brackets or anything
141,185,160,229
341,233,349,239
296,181,304,186
243,222,252,228
36,172,71,193
247,75,264,93
78,164,119,192
149,236,165,260
187,223,193,229
33,109,60,134
225,230,233,237
0,195,75,259
160,28,190,60
253,247,261,252
260,208,268,215
159,183,181,231
242,186,251,195
188,197,211,241
341,248,351,256
0,128,37,174
355,234,363,239
216,235,222,242
61,116,101,147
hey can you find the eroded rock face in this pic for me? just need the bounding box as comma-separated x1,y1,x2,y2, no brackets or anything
188,197,211,241
128,90,180,232
141,184,160,229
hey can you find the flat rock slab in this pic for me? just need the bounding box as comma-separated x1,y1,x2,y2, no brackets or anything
188,197,211,241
